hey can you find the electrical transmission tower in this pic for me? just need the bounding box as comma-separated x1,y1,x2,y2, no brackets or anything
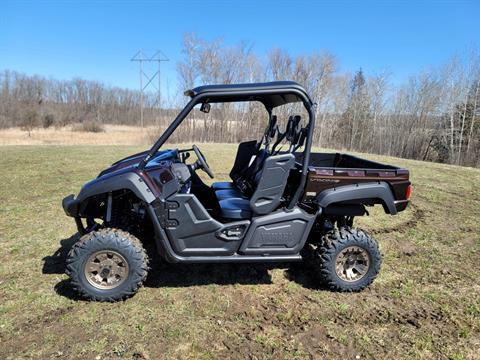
131,50,169,129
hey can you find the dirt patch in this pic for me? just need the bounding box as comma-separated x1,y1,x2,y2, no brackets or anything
370,202,425,236
205,289,366,359
355,300,448,329
11,305,75,334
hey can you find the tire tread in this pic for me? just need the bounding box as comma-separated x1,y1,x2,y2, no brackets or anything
66,228,148,302
316,227,382,292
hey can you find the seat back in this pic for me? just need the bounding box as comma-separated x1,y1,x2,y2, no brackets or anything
229,140,258,182
230,116,301,207
233,115,278,183
248,116,301,215
235,148,269,194
249,153,295,215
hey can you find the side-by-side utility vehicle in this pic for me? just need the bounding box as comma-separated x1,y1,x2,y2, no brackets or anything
63,81,410,301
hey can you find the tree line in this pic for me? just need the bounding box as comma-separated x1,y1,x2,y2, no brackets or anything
0,33,479,167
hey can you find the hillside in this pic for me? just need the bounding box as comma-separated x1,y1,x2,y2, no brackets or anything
0,144,479,359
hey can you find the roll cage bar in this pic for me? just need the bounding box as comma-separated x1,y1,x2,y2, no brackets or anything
138,81,316,209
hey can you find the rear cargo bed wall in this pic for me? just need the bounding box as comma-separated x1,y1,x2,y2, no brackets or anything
305,152,397,170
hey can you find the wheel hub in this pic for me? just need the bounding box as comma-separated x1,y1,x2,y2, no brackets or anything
84,250,129,290
335,246,370,282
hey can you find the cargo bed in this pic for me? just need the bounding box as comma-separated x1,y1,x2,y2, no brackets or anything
297,152,410,212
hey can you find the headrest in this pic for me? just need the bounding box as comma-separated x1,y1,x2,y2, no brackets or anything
286,115,301,143
267,115,277,139
285,116,294,142
295,126,307,150
271,115,304,154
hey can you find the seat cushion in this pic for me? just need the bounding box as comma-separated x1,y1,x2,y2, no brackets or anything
219,198,252,219
211,181,235,190
215,188,245,201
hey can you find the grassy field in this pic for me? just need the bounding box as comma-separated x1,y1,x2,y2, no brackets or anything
0,144,479,359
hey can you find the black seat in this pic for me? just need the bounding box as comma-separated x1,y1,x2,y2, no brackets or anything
215,188,244,200
218,152,295,219
211,140,258,191
211,181,235,190
216,116,299,220
218,198,252,219
212,116,278,193
214,149,269,201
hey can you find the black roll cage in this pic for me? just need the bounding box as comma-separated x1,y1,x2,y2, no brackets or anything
137,81,316,209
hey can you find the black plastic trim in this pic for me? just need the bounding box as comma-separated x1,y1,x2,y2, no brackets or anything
316,182,397,215
146,205,303,263
76,171,156,204
62,194,79,217
239,207,315,255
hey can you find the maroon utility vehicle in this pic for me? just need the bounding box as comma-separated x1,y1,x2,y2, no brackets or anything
62,81,410,301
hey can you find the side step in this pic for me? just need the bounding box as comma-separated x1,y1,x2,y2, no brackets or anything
166,254,303,264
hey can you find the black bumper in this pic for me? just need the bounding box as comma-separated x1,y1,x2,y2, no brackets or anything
62,194,80,217
62,194,88,234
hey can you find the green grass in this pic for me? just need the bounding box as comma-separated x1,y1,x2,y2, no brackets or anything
0,144,479,359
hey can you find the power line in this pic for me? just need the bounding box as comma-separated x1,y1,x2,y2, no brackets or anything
131,50,169,129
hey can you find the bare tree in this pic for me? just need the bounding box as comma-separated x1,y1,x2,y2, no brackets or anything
466,79,479,161
1,36,479,167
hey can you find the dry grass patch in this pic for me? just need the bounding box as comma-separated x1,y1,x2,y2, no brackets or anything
0,125,155,146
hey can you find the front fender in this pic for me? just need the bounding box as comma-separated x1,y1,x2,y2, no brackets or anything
62,169,156,218
76,170,156,204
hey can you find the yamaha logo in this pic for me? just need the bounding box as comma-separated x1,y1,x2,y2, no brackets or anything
260,232,293,243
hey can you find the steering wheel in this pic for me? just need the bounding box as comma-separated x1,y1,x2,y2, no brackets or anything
192,144,215,178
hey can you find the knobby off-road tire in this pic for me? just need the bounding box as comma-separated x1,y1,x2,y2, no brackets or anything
316,227,381,292
66,228,148,301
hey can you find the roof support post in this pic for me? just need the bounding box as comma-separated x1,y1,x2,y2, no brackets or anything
288,102,316,209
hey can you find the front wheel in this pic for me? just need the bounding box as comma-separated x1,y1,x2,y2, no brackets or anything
315,227,381,292
66,228,148,301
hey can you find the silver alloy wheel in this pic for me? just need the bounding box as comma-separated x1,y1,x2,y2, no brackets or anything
335,246,370,282
84,250,129,290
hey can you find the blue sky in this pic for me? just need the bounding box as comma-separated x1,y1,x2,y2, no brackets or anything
1,0,479,95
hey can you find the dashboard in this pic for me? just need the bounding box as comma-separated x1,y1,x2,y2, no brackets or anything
145,148,192,194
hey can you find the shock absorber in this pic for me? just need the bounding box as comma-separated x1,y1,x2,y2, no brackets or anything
105,192,113,224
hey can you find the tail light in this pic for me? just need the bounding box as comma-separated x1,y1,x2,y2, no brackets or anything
406,184,411,200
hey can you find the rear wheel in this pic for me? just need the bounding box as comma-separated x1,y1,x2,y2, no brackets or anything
66,228,148,301
315,227,381,292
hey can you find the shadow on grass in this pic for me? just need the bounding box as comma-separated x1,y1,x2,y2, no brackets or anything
284,262,329,291
42,233,83,300
144,262,274,288
53,279,83,300
42,233,80,274
44,232,326,300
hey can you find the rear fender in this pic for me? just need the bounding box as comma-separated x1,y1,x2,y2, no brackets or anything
315,182,397,215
